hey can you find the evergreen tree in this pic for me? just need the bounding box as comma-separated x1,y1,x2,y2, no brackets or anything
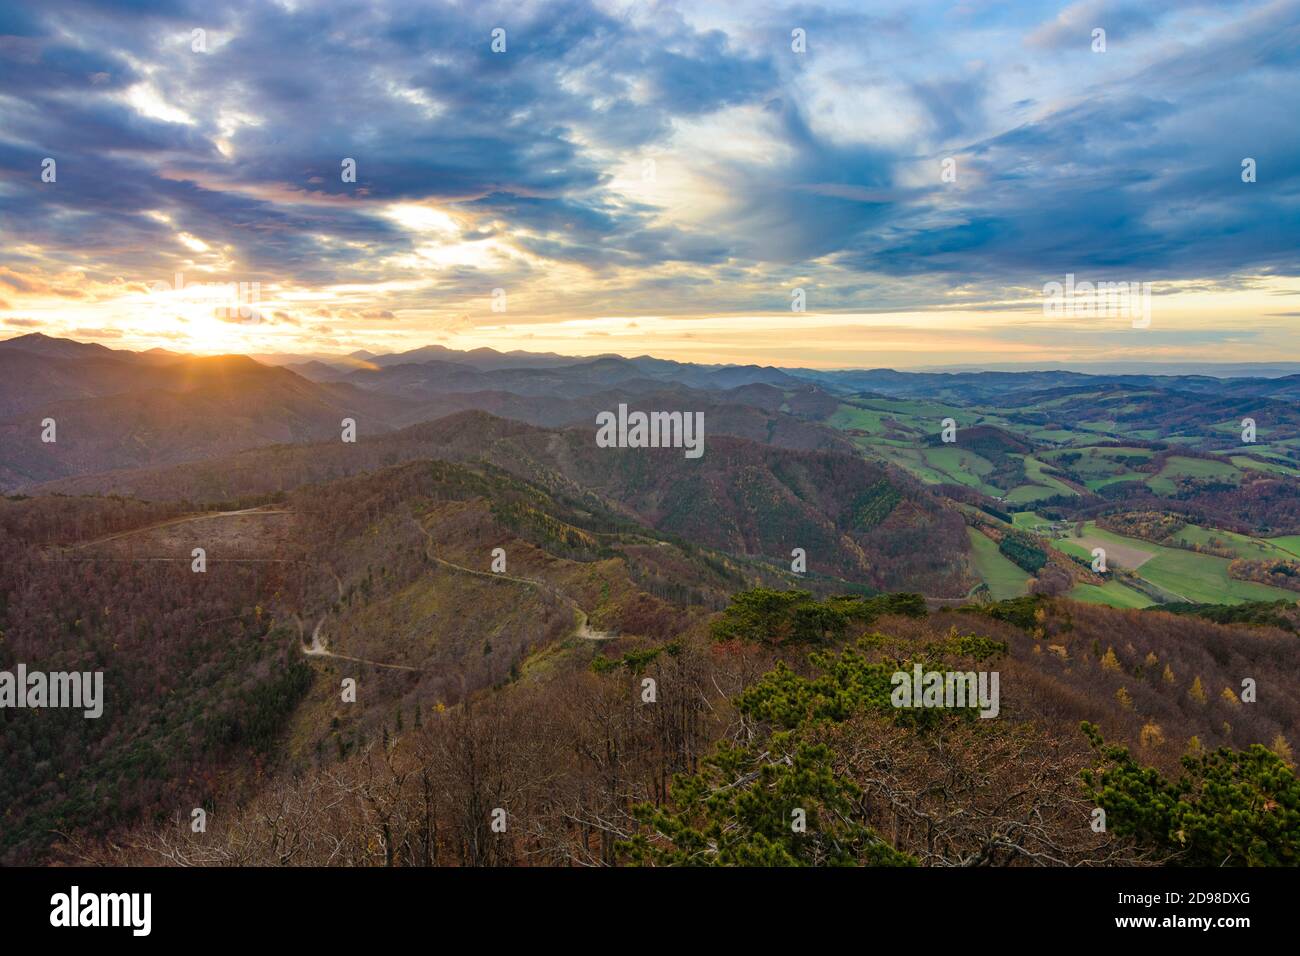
1082,723,1300,866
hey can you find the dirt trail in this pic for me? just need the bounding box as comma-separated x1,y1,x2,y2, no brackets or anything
67,507,296,550
407,515,617,641
300,616,423,672
294,513,616,674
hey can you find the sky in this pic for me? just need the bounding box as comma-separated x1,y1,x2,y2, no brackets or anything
1,0,1298,368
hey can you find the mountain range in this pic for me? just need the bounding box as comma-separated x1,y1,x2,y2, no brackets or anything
5,332,1300,493
3,332,1299,868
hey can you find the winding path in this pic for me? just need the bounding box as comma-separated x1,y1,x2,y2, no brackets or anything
406,514,617,641
300,615,424,672
293,513,617,673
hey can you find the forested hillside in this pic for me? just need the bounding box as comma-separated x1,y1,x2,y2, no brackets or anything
53,590,1299,867
3,339,1298,869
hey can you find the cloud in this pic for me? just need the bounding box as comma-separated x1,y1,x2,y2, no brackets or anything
1025,0,1159,50
0,0,1295,362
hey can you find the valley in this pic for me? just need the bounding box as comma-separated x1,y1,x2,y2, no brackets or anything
2,334,1298,868
3,0,1298,896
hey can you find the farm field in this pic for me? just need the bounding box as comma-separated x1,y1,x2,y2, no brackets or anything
1011,510,1062,533
820,391,1300,611
966,527,1030,600
1269,536,1300,558
1054,522,1296,605
824,392,1275,508
1040,446,1152,491
1230,455,1300,477
1005,455,1077,502
1066,580,1153,609
1167,523,1298,561
1146,455,1241,495
923,446,996,492
1055,524,1156,570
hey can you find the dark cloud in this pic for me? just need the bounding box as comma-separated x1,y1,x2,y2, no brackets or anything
0,0,1296,318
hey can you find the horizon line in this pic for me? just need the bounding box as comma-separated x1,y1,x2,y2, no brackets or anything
6,331,1300,380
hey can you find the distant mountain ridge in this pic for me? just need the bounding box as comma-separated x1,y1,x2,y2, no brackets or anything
32,408,970,595
0,334,845,491
4,333,1299,493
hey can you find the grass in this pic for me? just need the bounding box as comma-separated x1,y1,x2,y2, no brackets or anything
919,447,1003,496
1054,525,1156,569
855,397,970,420
1085,474,1146,491
1078,420,1121,435
1231,455,1300,477
1138,550,1290,604
1018,455,1077,496
1054,537,1090,561
1042,446,1149,490
1068,580,1153,609
1027,429,1078,442
924,446,992,478
1054,522,1295,605
1168,524,1297,561
829,404,890,432
865,444,951,485
1005,483,1058,503
1011,511,1058,533
966,527,1030,600
1268,536,1300,559
1147,455,1241,495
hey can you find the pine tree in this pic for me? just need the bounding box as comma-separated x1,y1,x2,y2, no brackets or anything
1082,723,1300,866
621,738,914,867
1189,676,1207,705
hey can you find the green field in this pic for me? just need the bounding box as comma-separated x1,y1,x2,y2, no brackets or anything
1027,429,1078,443
825,397,1258,505
1054,537,1094,563
1146,456,1241,495
1020,455,1077,494
1067,580,1153,609
1231,455,1300,477
1040,446,1151,491
1005,483,1059,504
1168,523,1298,561
826,392,1300,610
966,527,1030,600
1054,522,1295,605
1269,536,1300,559
923,446,994,488
865,443,957,486
1011,511,1059,533
831,399,1066,499
829,404,890,432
